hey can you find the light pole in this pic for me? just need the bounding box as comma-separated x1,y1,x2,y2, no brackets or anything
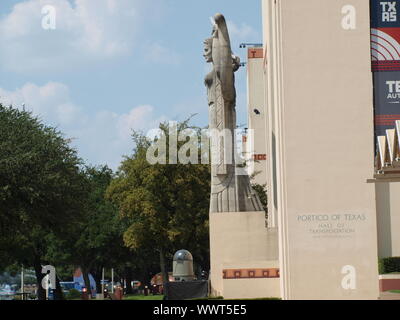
111,268,114,294
101,268,105,296
21,265,24,301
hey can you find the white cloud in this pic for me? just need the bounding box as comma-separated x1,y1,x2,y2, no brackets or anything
144,42,181,65
0,82,167,170
0,82,79,125
118,105,158,136
226,20,261,47
0,0,146,72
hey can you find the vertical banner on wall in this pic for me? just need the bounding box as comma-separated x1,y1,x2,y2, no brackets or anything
371,0,400,137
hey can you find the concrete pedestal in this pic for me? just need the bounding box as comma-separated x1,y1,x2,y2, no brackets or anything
209,211,280,299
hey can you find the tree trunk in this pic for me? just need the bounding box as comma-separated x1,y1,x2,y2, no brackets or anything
33,256,46,300
159,248,169,299
81,267,92,299
125,268,133,295
136,269,148,291
53,276,65,300
91,266,103,294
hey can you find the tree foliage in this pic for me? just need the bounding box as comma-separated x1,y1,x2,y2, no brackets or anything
0,104,87,234
0,105,88,299
106,120,211,280
0,106,213,299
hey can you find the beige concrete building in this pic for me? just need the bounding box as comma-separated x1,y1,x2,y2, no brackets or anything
244,47,268,187
261,0,379,299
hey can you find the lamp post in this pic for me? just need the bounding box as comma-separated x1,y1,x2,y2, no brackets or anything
101,268,105,297
21,265,24,301
111,268,114,294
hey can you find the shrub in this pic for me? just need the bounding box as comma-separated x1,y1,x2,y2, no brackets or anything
379,257,400,274
28,294,37,300
66,288,81,300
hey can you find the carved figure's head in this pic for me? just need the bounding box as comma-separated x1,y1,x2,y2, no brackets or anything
203,38,213,63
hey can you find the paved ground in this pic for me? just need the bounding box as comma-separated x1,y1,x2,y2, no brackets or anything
379,291,400,300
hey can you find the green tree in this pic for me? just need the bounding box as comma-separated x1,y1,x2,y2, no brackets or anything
71,165,125,296
251,183,268,226
250,168,268,225
106,120,211,296
0,105,88,299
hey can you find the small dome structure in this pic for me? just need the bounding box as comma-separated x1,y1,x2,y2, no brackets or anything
172,249,195,282
173,250,193,262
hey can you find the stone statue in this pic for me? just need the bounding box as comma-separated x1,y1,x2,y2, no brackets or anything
204,13,263,213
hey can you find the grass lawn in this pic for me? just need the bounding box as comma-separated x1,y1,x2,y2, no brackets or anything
389,290,400,294
123,294,164,301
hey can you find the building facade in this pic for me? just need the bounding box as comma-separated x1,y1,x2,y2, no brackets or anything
245,47,268,187
261,0,379,299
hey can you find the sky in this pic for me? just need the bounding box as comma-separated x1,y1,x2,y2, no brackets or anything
0,0,263,170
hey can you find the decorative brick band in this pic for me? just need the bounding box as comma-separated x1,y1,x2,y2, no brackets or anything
223,268,279,279
248,48,263,59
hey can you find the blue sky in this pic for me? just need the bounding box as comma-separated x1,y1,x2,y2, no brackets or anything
0,0,263,170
